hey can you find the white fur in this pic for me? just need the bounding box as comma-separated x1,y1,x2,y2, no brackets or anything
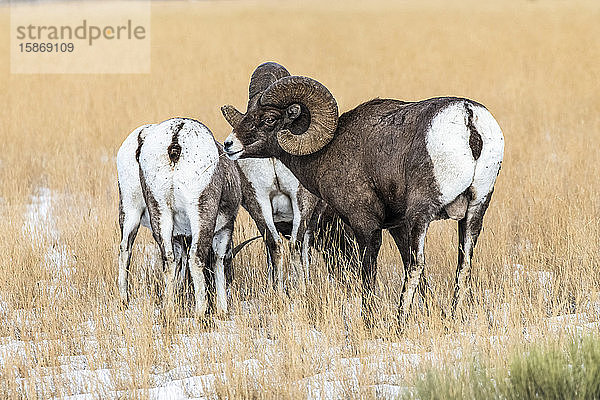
116,124,152,230
271,194,293,223
426,102,477,206
237,158,282,242
236,157,302,243
224,132,244,160
469,105,505,203
236,157,313,287
138,119,218,237
426,101,504,206
273,159,302,241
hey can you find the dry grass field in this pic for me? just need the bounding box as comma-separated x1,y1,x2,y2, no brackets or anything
1,0,600,398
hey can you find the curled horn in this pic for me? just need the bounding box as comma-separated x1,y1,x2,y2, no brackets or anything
222,62,290,129
260,76,338,156
221,105,243,128
249,62,291,101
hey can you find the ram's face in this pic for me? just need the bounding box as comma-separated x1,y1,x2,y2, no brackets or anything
223,104,285,160
222,71,338,158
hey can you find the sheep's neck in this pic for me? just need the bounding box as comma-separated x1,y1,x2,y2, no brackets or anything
276,149,328,200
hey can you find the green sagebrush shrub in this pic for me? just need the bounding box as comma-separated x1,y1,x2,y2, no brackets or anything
406,334,600,400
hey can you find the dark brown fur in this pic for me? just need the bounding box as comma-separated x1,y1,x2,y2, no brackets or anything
118,186,125,236
466,103,483,160
135,128,145,162
276,98,459,229
167,122,185,165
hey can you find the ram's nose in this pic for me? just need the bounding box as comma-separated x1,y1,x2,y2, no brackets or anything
224,139,233,151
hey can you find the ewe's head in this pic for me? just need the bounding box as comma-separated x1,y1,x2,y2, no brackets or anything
222,62,338,159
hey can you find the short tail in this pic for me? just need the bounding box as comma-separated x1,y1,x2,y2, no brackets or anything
465,102,482,160
167,122,185,164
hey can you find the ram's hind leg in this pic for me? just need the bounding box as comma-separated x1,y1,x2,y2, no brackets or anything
451,192,493,317
389,225,433,314
289,191,311,287
295,194,320,285
301,229,313,283
265,232,285,292
397,219,430,329
173,235,192,307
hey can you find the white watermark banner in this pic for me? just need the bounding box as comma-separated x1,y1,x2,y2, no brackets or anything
11,0,151,74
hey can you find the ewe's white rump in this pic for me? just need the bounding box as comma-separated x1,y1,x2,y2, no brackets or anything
137,120,219,237
117,118,235,316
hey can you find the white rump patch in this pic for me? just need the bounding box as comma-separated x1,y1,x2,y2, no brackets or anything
469,105,505,203
236,157,301,240
426,102,477,206
138,119,219,236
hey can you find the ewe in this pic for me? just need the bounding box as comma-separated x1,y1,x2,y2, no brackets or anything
117,118,241,316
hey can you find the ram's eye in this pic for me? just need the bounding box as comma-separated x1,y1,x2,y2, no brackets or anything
263,116,276,126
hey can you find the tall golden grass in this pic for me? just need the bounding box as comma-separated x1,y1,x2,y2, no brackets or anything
1,0,599,398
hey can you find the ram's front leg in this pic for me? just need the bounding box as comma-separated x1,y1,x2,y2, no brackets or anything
351,217,382,330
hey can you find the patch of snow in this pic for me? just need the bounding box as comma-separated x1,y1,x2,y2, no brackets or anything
7,198,600,400
22,186,58,241
373,383,410,398
304,375,347,400
508,263,554,289
24,367,117,397
43,244,75,278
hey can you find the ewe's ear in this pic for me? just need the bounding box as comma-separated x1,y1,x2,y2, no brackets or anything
286,104,302,121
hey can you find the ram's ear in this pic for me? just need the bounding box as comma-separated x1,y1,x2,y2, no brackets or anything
221,105,243,128
286,103,302,121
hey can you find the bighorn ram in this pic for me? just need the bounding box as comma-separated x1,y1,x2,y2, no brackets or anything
117,118,241,316
226,63,323,288
222,63,504,326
